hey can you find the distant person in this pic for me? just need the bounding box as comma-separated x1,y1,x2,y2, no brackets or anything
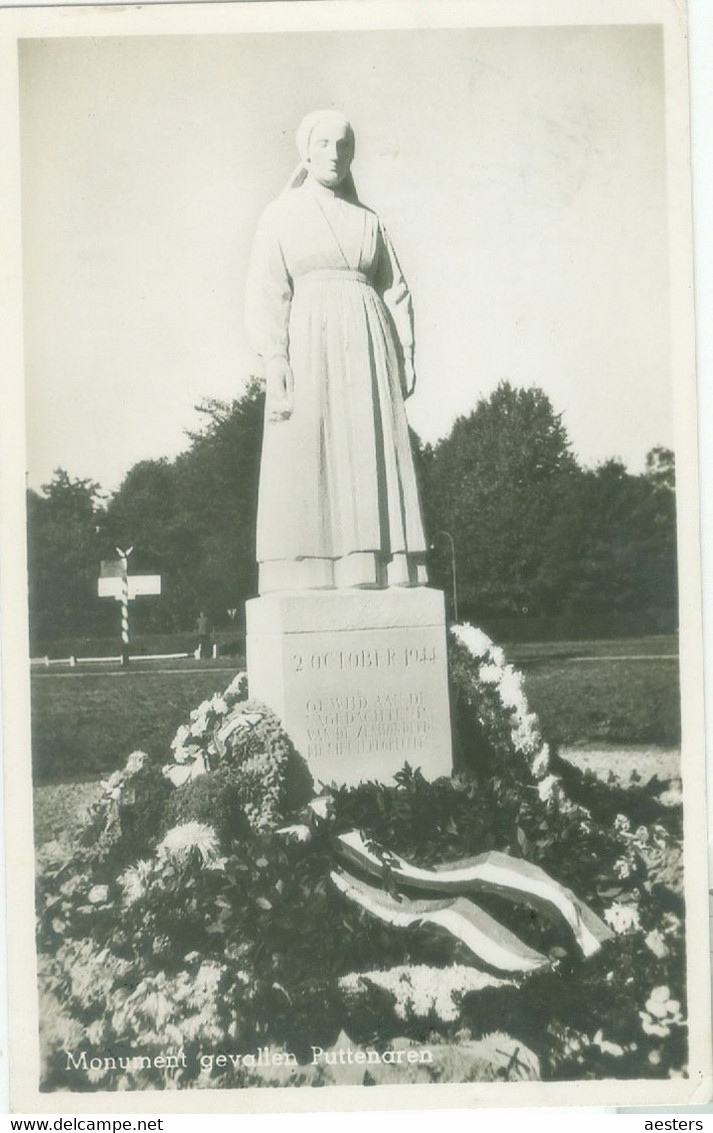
195,610,212,660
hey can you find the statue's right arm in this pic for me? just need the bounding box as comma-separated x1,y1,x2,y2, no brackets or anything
245,205,295,421
245,204,293,368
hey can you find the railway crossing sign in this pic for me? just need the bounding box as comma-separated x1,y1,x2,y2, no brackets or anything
98,549,161,665
98,575,162,600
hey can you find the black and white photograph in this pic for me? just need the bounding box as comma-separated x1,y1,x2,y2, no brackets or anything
0,0,710,1113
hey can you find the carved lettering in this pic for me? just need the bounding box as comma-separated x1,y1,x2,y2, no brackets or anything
292,644,439,675
304,689,431,758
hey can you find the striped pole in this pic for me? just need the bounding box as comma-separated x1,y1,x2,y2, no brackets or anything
116,546,133,667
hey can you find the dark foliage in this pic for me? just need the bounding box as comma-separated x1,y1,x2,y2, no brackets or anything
37,646,686,1089
27,382,677,649
162,771,252,847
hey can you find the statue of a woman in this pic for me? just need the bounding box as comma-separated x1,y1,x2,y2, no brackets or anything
246,110,428,594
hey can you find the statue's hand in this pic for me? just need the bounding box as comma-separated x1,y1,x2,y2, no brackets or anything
266,355,295,422
403,354,416,400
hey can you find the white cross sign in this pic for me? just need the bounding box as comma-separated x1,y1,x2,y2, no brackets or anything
98,575,162,600
97,550,160,665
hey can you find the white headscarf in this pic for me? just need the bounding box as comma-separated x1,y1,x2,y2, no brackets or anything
283,109,358,201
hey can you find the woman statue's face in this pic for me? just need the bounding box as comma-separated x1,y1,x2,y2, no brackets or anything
306,120,354,188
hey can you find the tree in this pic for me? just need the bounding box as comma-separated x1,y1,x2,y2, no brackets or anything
173,382,264,625
645,446,675,494
103,379,265,631
560,449,677,616
102,458,187,631
28,382,678,644
27,470,105,645
642,447,677,608
422,382,582,618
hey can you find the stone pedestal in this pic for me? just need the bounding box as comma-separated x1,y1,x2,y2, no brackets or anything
246,587,453,787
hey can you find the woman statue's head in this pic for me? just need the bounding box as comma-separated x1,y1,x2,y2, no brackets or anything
297,110,355,190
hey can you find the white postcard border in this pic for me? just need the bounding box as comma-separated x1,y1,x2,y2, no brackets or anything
0,0,709,1113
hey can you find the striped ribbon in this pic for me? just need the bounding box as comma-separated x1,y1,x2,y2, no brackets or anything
333,829,612,971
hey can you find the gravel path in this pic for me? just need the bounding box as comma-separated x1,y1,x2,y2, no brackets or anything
559,744,681,788
33,778,102,846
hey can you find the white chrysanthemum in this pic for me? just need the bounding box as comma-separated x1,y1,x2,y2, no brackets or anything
639,985,683,1037
662,911,682,938
603,901,641,935
645,929,669,959
407,969,436,1019
192,961,226,1000
614,814,632,836
592,1029,626,1057
530,744,551,779
100,770,123,800
646,985,681,1018
511,714,541,754
498,667,526,711
124,750,148,776
118,859,154,906
174,744,199,766
633,825,650,850
613,858,632,880
537,774,561,804
210,694,228,715
478,663,501,685
158,822,220,864
224,671,248,700
650,823,672,849
451,621,554,773
452,623,493,659
171,724,190,750
88,884,109,905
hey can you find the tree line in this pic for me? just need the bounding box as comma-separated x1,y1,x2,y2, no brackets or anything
26,380,677,648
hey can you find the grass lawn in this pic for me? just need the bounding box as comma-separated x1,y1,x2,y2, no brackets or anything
31,664,238,785
518,655,680,747
505,635,679,661
30,635,680,783
30,635,681,845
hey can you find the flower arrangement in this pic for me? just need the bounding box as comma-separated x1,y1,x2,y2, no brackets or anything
35,634,687,1090
450,623,551,779
161,673,312,833
339,964,517,1025
165,672,247,785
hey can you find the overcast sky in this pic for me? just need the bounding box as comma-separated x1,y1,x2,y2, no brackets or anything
19,23,670,493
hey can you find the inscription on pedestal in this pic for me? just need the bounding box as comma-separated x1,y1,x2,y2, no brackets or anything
305,690,430,761
246,590,453,785
290,643,437,673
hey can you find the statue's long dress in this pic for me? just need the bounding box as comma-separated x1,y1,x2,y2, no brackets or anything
245,177,428,592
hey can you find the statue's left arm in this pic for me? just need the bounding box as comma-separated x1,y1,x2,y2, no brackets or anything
374,223,416,398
